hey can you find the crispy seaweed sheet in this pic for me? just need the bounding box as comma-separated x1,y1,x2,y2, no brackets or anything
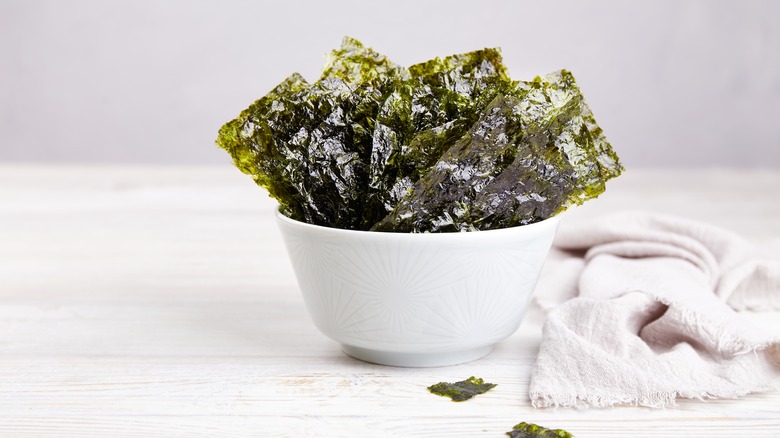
216,37,622,232
372,70,622,232
216,37,405,229
506,422,574,438
364,47,513,228
427,376,497,402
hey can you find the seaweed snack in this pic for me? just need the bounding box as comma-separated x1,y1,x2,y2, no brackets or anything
427,376,497,402
217,37,622,232
506,422,574,438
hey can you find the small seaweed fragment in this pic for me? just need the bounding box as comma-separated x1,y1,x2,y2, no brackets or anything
506,422,573,438
427,376,497,402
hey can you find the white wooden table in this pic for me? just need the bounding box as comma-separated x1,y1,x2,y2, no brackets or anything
1,166,778,437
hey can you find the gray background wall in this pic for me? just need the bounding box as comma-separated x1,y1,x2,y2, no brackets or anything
1,0,779,168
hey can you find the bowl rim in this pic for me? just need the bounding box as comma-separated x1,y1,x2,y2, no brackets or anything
274,207,561,240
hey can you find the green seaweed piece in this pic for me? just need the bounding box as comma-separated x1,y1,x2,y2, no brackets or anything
216,73,311,221
372,93,531,232
506,422,573,438
427,376,497,402
216,38,622,233
372,69,622,232
516,70,622,203
216,37,406,229
364,48,513,226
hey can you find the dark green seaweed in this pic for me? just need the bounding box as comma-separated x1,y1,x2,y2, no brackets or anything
506,422,574,438
373,70,622,232
427,376,497,402
216,37,622,232
364,48,513,227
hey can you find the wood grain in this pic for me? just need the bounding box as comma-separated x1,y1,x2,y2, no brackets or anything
0,166,778,437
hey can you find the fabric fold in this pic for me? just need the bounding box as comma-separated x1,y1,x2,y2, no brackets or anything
530,211,780,408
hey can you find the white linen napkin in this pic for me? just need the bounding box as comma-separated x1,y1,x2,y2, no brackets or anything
530,212,780,408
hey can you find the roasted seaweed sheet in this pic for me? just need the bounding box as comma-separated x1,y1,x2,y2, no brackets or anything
216,37,622,232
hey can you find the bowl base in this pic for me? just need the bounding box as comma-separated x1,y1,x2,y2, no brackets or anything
341,344,494,367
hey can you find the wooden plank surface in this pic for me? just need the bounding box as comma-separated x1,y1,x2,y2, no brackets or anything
0,165,778,437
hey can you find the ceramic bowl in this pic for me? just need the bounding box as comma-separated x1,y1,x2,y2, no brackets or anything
275,210,559,367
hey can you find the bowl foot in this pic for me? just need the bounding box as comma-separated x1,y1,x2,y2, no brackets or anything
341,344,494,367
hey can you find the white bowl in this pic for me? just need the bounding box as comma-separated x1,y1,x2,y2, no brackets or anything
275,210,559,367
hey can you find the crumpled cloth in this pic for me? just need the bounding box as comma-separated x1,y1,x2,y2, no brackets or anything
530,212,780,408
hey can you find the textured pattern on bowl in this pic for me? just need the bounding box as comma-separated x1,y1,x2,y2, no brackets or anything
276,211,559,367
